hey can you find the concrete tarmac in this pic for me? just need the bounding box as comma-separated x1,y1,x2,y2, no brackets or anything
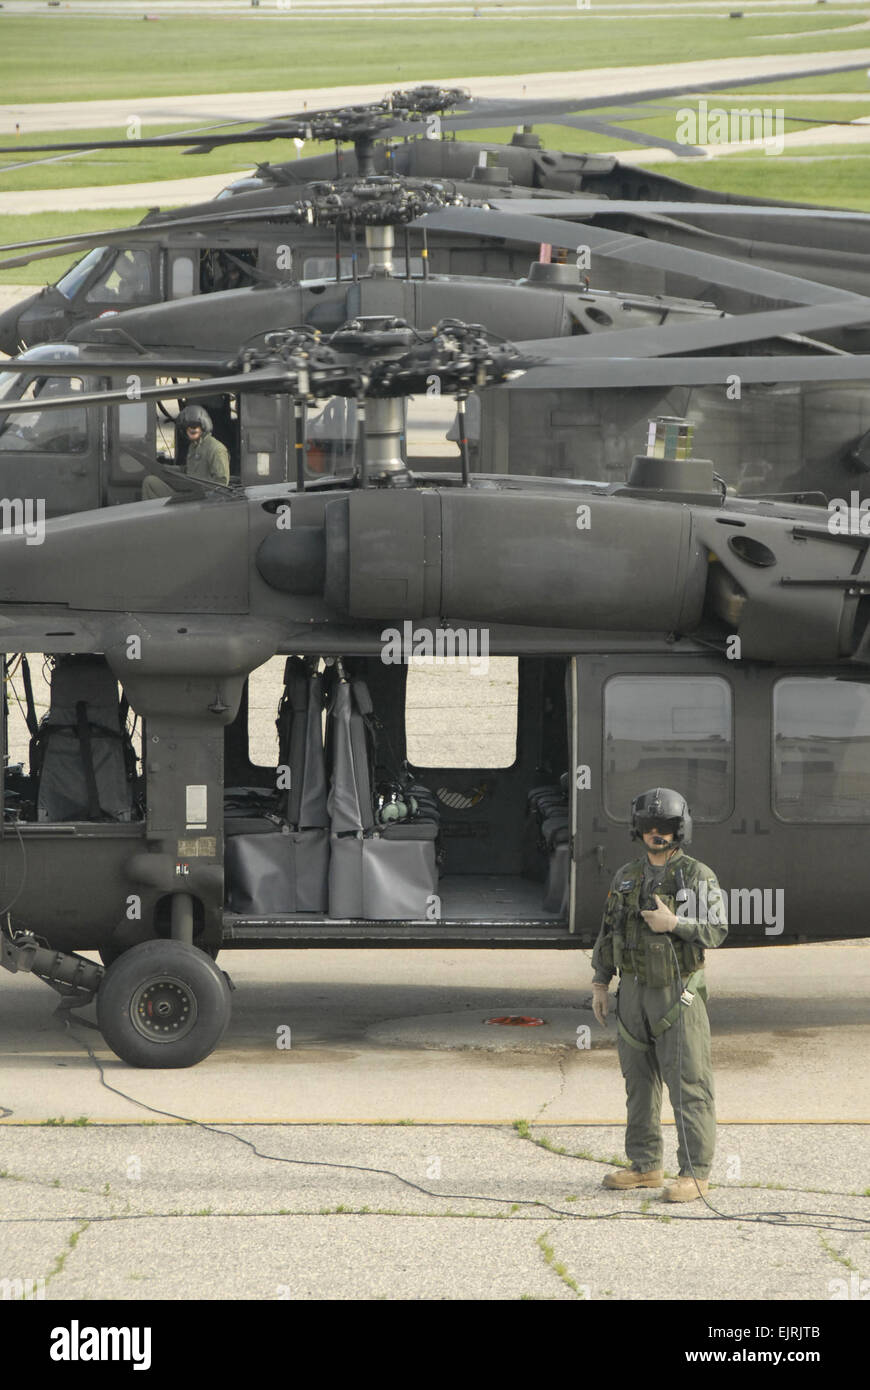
2,942,867,1299
1,941,868,1124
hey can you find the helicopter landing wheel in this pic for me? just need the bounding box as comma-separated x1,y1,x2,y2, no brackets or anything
98,942,126,968
96,940,232,1068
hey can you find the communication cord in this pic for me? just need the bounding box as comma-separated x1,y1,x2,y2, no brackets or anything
49,1016,869,1235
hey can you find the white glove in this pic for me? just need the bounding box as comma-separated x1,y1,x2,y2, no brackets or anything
592,982,610,1027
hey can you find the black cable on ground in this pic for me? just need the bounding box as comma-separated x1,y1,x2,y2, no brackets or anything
44,1020,870,1236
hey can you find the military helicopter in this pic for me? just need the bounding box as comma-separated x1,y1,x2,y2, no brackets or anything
5,61,870,351
3,182,870,521
1,314,869,1067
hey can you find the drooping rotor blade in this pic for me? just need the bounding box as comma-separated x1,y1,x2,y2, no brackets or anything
0,112,285,175
505,354,870,391
0,127,317,156
413,206,865,307
0,355,232,376
0,201,323,272
0,366,299,414
522,113,705,158
514,301,870,360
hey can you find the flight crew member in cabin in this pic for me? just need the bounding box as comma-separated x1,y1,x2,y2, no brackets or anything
141,405,230,499
591,787,728,1203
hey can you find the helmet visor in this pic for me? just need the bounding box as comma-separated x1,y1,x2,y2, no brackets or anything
636,816,679,836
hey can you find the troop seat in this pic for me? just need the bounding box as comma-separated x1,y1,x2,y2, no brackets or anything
326,675,440,920
32,654,138,823
224,658,329,914
527,775,570,915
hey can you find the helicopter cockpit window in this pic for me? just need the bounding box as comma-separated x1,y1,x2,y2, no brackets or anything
84,249,152,304
773,677,870,822
199,249,257,294
0,375,87,453
56,246,110,301
171,256,195,300
603,675,732,822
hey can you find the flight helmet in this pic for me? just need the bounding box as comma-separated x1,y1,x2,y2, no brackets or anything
177,405,213,434
630,786,692,846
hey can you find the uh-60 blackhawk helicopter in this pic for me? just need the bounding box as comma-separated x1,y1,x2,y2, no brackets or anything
5,62,870,353
1,316,870,1068
4,183,870,518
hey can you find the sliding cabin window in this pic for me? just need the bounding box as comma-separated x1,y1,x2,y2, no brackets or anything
603,675,733,822
773,676,870,822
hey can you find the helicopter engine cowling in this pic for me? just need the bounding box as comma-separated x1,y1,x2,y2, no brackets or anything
271,487,709,634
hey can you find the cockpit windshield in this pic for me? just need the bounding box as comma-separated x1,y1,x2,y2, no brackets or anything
84,249,152,303
0,369,87,452
56,247,110,301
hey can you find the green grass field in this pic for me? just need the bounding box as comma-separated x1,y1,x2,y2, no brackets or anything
0,12,864,104
0,125,337,191
2,7,870,287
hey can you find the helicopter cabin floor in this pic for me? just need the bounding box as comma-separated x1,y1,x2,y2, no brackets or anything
221,873,569,948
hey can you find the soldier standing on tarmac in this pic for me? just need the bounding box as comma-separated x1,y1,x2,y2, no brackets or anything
591,787,728,1202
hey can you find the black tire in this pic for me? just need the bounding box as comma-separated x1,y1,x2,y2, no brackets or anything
96,939,232,1069
99,943,125,968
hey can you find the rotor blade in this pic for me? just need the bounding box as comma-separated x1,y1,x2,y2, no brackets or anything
494,198,870,224
504,354,870,390
514,302,870,359
531,114,705,158
0,200,320,272
412,207,865,307
0,368,296,414
0,128,305,156
478,60,870,118
3,61,867,159
0,355,232,375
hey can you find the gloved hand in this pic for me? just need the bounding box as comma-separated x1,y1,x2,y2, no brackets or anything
592,981,610,1026
641,894,679,934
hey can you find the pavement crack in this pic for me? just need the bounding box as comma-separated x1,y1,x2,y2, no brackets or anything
535,1228,587,1298
530,1053,568,1125
44,1219,91,1291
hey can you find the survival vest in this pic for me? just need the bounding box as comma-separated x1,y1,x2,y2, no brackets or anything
598,853,708,986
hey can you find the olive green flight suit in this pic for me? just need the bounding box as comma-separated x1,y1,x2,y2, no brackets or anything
184,434,230,486
591,848,728,1180
141,434,230,499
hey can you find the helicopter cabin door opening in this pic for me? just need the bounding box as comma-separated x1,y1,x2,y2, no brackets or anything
220,652,574,938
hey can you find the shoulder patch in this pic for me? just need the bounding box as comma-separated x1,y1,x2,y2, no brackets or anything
618,879,634,892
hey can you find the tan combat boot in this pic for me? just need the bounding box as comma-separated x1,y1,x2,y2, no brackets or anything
602,1167,664,1190
664,1175,709,1202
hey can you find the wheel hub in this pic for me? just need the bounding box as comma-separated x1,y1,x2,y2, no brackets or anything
130,975,198,1043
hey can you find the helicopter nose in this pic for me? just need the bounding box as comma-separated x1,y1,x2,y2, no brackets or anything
0,302,24,357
